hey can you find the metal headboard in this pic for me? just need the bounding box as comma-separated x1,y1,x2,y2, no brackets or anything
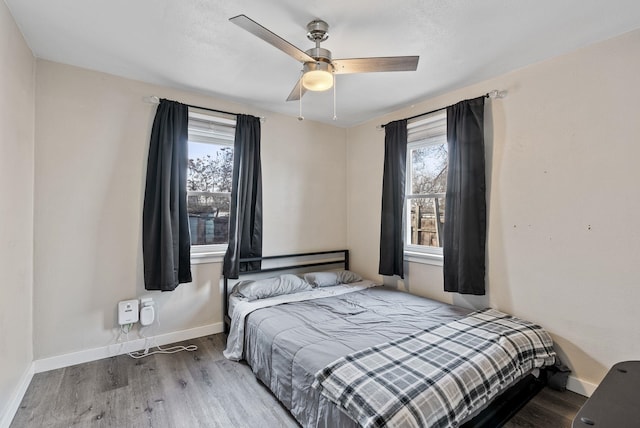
223,249,349,333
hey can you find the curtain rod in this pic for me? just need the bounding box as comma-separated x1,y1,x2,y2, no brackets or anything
144,96,266,122
378,89,506,129
144,95,238,116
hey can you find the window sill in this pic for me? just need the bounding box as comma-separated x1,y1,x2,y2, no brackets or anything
190,250,225,265
404,250,443,267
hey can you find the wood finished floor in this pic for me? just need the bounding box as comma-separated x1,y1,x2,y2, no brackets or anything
11,333,586,428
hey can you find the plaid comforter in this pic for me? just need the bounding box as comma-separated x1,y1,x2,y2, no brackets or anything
313,308,556,428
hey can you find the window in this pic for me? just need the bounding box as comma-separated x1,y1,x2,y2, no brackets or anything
187,111,235,254
405,111,447,257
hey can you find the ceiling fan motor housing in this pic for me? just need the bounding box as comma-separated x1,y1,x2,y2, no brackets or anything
303,61,334,74
305,47,332,63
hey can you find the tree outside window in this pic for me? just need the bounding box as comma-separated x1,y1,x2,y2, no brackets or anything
407,142,447,248
186,111,235,248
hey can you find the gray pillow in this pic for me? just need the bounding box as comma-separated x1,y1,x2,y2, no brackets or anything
232,274,312,301
303,270,363,287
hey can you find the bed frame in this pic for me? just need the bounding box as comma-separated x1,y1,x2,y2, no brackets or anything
222,249,546,428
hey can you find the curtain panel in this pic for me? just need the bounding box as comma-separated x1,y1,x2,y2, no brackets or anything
142,99,192,291
378,119,408,278
444,97,486,295
223,114,263,279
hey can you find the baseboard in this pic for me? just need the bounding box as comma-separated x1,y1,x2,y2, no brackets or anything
33,322,224,374
566,375,598,397
0,362,35,428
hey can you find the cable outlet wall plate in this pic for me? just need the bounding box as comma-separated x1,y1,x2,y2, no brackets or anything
118,299,139,325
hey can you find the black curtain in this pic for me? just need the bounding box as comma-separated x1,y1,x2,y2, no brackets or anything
444,97,486,295
378,119,408,278
142,99,192,291
223,114,263,279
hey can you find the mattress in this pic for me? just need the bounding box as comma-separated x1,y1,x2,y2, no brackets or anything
239,285,472,427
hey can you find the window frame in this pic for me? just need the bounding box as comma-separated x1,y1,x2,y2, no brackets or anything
187,110,236,262
404,111,447,265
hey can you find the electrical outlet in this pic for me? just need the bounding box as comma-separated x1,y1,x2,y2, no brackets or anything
118,299,139,325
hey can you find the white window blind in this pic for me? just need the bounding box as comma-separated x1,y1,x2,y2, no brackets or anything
188,111,236,146
407,110,447,144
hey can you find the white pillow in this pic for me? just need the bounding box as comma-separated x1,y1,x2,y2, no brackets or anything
232,274,312,301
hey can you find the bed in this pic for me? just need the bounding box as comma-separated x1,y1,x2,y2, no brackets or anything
223,250,556,428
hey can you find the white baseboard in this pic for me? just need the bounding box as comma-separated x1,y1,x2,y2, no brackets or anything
566,375,598,397
0,362,35,428
33,322,224,374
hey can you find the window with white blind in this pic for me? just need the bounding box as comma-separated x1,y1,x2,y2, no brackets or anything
187,110,235,254
405,111,447,258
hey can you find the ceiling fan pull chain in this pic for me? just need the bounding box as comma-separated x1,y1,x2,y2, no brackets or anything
333,74,337,121
298,71,304,121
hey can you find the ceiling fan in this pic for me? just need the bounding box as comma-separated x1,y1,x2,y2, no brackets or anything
229,15,419,102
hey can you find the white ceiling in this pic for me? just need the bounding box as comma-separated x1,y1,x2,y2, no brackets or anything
6,0,640,127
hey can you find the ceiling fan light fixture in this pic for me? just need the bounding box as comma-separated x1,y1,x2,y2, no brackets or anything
302,62,334,91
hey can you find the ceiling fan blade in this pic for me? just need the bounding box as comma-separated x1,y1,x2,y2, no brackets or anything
286,78,307,101
332,56,419,74
229,15,315,63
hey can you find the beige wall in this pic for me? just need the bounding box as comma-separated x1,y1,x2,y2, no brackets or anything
33,60,347,359
347,28,640,390
262,114,347,254
0,0,35,423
